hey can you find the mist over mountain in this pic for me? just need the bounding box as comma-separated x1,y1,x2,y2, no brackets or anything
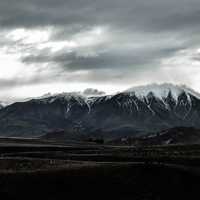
83,88,106,96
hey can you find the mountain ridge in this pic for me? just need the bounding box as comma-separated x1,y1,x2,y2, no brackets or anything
0,83,199,139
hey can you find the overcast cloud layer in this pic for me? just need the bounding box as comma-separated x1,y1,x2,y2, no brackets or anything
0,0,200,101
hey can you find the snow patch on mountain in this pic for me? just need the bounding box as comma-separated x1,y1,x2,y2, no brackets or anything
125,83,200,101
24,83,200,116
38,92,87,104
0,101,8,108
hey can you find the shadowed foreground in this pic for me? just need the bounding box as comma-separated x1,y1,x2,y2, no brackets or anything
0,138,199,200
0,162,200,200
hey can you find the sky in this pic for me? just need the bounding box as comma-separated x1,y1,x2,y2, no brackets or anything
0,0,200,102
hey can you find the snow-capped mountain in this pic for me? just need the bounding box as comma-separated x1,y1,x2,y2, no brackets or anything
126,83,200,101
0,83,200,139
0,104,3,110
0,101,7,109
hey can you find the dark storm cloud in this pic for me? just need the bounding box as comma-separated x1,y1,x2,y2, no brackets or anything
1,0,200,32
1,0,200,92
21,41,186,72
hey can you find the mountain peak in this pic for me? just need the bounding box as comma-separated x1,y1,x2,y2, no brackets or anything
125,83,200,100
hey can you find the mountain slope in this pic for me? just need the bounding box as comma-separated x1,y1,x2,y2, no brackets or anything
0,83,200,138
0,102,5,110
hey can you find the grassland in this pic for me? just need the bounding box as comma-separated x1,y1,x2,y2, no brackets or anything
0,138,199,199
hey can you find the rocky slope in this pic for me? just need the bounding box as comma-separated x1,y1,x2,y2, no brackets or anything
0,83,200,138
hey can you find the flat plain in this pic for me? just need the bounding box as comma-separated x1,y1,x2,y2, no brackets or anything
0,137,199,200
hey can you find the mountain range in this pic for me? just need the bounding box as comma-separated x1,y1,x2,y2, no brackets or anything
0,83,200,140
